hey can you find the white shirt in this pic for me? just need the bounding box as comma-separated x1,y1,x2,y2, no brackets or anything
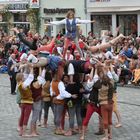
50,18,91,25
50,18,91,34
65,54,74,60
27,54,38,63
37,69,46,86
85,74,99,91
105,51,114,59
50,81,72,100
22,74,34,89
68,63,75,75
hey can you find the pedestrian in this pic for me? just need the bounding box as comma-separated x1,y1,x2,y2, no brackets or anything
8,53,18,95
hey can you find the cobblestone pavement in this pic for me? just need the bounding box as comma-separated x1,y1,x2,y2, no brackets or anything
0,74,140,140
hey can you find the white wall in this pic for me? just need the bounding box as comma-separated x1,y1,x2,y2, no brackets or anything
40,0,89,36
87,0,140,7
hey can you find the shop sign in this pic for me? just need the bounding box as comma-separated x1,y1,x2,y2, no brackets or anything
7,4,28,10
44,8,75,14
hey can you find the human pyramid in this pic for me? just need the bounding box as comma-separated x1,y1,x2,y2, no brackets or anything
10,10,126,140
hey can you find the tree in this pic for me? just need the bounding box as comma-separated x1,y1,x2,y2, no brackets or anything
27,8,40,33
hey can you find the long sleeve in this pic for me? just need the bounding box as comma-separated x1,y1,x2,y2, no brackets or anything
50,82,54,97
37,69,46,86
57,81,72,99
111,71,119,82
27,54,38,63
18,33,37,50
22,74,34,89
41,69,46,78
76,18,91,24
37,76,46,86
50,19,66,25
86,74,99,91
18,33,32,48
7,60,13,76
107,71,113,79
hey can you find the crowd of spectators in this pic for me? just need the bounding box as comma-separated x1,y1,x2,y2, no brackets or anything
0,27,140,86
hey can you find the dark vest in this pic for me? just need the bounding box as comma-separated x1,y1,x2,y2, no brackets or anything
89,80,102,106
69,60,91,74
66,18,77,40
30,83,42,102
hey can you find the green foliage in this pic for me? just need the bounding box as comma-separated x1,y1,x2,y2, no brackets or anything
0,6,12,33
27,8,40,32
1,6,12,22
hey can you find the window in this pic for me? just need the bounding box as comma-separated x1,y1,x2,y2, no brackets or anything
44,18,53,37
117,15,137,36
14,13,27,22
91,15,112,37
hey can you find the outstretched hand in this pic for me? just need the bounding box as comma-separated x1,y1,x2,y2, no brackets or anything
91,20,96,23
116,25,121,32
11,27,19,34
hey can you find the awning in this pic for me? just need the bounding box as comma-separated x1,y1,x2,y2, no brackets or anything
8,10,27,13
87,7,140,13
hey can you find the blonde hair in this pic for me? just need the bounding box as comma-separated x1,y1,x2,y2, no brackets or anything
16,73,24,83
66,10,75,19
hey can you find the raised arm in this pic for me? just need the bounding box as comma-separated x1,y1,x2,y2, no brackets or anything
22,67,34,89
11,28,32,47
37,68,46,86
11,28,38,50
37,37,55,52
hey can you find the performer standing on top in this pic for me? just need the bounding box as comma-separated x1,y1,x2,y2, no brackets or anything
47,10,95,59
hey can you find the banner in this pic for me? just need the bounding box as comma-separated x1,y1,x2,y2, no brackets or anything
30,0,40,8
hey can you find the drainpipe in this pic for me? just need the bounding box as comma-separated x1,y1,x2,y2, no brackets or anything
84,0,88,36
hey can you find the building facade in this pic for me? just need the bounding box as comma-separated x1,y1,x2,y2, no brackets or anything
0,0,30,33
86,0,140,37
40,0,87,37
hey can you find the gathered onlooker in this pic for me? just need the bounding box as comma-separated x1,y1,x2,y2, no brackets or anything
8,53,18,95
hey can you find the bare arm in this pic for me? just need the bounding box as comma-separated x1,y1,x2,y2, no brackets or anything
83,34,125,53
